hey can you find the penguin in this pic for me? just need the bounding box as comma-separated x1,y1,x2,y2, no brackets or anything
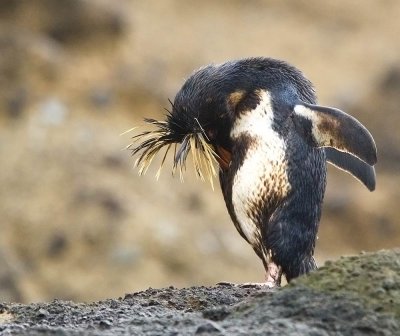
128,57,377,287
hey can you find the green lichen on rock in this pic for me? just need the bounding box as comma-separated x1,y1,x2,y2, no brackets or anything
292,249,400,318
1,249,399,335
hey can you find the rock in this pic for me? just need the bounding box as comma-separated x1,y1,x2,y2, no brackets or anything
0,248,23,303
195,321,223,334
38,97,68,126
6,88,27,119
89,87,113,109
0,0,127,45
0,249,399,335
349,64,400,170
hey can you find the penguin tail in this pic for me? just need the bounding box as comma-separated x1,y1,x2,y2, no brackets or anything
284,256,317,283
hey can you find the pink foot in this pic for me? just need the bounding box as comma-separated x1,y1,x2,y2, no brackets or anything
265,261,282,287
216,262,282,289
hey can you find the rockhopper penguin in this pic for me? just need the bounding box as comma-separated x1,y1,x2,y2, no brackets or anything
128,57,377,287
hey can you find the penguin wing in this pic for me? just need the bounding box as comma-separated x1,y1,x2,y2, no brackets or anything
292,102,377,166
325,147,376,191
291,102,377,191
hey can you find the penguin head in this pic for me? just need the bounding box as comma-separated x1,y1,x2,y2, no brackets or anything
129,64,237,185
165,64,236,156
167,58,316,144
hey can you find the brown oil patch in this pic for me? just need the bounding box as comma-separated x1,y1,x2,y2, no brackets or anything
317,113,368,161
235,89,263,115
0,311,13,324
227,90,246,110
215,146,232,170
317,115,345,149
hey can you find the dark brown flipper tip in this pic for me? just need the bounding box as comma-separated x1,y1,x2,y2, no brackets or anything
293,103,377,166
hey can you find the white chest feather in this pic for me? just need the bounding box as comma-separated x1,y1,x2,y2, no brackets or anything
230,91,290,245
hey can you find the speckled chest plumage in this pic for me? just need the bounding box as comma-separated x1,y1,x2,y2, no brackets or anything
219,90,326,269
230,91,290,244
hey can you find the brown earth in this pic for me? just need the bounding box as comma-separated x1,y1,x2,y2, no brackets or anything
0,0,399,303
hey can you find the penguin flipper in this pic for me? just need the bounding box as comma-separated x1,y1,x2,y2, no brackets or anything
292,102,377,166
325,147,376,191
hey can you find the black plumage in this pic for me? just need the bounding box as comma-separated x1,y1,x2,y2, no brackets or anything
129,57,377,286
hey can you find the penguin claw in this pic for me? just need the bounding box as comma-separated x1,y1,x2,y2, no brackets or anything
239,282,275,288
216,281,278,289
216,281,237,287
264,281,280,289
239,282,278,289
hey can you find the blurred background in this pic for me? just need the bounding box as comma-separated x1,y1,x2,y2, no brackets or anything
0,0,399,303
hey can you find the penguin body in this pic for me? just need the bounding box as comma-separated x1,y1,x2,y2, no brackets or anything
218,87,326,283
129,57,377,286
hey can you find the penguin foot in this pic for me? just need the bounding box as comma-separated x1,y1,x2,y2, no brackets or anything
265,262,282,287
216,281,236,287
216,262,282,289
216,281,277,289
238,282,278,289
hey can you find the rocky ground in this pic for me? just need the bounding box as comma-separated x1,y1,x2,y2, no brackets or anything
0,0,399,303
1,249,399,335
